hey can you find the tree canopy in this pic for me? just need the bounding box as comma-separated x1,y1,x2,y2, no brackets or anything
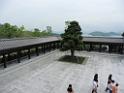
61,21,83,57
0,23,53,38
122,32,124,37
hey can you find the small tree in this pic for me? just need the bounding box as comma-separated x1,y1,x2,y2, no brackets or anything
61,21,83,57
32,28,41,37
122,32,124,38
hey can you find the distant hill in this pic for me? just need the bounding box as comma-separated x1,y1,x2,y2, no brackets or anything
51,33,60,36
89,31,121,36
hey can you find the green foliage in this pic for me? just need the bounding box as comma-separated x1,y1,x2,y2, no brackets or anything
61,21,83,57
0,23,53,38
46,26,52,33
59,55,85,64
122,32,124,37
32,28,41,37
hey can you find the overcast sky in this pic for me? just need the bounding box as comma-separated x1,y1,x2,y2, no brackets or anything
0,0,124,33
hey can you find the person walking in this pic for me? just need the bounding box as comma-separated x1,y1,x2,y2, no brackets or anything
67,84,74,93
106,81,111,93
105,74,113,92
115,83,119,93
109,80,115,93
112,83,119,93
92,74,98,93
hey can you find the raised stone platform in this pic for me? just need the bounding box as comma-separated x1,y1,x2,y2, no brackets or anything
0,50,124,93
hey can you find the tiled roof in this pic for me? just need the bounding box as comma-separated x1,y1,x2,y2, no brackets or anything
83,36,124,44
0,36,123,51
0,36,60,51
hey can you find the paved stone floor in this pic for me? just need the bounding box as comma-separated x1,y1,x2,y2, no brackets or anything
0,50,124,93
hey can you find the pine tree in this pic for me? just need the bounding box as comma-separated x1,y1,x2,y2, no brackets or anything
61,21,83,57
122,32,124,37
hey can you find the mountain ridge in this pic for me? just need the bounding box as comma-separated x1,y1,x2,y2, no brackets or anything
89,31,121,36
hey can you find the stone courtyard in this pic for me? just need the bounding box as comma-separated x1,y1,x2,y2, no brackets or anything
0,50,124,93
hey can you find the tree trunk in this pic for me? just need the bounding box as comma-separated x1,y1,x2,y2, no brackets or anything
71,49,74,57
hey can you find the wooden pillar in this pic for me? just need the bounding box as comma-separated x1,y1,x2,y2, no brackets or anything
48,43,51,51
120,44,123,54
60,42,62,48
51,42,53,50
56,42,58,49
36,47,39,56
17,50,21,63
99,44,102,52
83,43,86,50
40,46,42,53
122,44,124,54
84,43,88,51
87,44,89,51
55,42,57,49
54,42,56,49
28,48,31,59
57,42,59,48
51,42,53,49
7,53,11,61
118,45,120,54
47,43,49,51
89,43,93,51
45,43,47,52
3,54,7,68
49,43,51,50
53,42,55,50
109,44,112,53
49,43,51,51
89,43,91,51
109,45,110,53
41,45,43,53
51,43,53,50
43,43,46,53
59,42,61,48
46,43,48,52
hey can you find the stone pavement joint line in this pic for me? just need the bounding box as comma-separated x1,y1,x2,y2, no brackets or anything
0,50,124,93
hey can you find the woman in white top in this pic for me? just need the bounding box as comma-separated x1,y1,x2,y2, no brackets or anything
92,80,98,93
92,74,98,93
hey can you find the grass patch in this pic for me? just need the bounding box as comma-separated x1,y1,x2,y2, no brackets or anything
58,55,87,64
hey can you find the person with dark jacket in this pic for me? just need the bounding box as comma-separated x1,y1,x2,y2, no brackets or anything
105,74,113,92
67,84,74,93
